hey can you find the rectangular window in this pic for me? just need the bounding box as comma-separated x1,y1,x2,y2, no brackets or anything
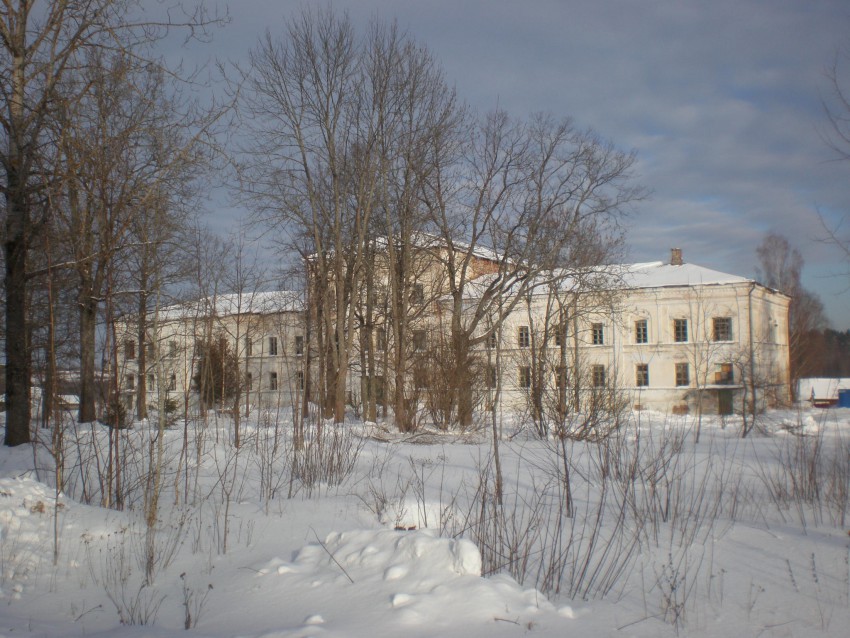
147,373,155,390
125,373,135,390
556,365,567,390
414,366,428,389
245,334,252,356
297,370,305,391
268,336,278,356
675,362,690,387
169,340,178,358
376,327,386,351
411,283,424,305
269,372,278,391
295,335,304,357
636,364,649,387
168,374,177,391
486,365,497,389
713,317,732,342
635,319,648,344
716,363,733,384
519,366,532,389
145,341,155,358
554,323,566,348
124,340,135,360
591,364,606,388
487,331,498,349
592,323,604,345
518,326,530,348
673,319,688,343
413,330,427,352
246,372,253,391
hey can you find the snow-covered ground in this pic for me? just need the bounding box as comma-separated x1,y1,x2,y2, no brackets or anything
0,408,848,637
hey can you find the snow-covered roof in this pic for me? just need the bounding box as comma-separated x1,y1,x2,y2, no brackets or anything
616,261,753,289
457,260,762,301
157,291,303,321
797,378,850,401
311,232,505,266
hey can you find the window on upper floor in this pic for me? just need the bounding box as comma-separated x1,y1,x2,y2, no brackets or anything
268,336,278,356
125,340,135,360
376,327,386,351
410,283,424,305
635,319,648,344
591,323,604,345
295,335,304,356
518,326,530,349
246,372,253,391
554,322,567,348
148,373,155,390
168,373,177,391
673,318,688,343
713,317,732,342
487,331,498,349
125,373,135,390
169,340,178,358
556,365,567,391
245,334,253,356
269,371,278,391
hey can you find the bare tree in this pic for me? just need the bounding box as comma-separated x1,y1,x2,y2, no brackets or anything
367,22,462,432
756,232,827,393
241,9,458,427
241,9,375,423
0,0,224,445
423,112,640,427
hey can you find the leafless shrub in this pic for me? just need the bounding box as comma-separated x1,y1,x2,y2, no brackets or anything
758,424,850,528
85,529,164,626
288,422,365,497
180,572,213,630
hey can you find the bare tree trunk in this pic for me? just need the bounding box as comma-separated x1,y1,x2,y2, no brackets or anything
4,181,31,445
78,292,99,423
136,257,149,421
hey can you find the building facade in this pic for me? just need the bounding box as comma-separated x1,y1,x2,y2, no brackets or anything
488,256,790,418
115,291,306,417
115,249,791,422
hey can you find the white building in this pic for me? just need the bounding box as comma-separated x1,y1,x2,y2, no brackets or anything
116,291,306,416
488,251,790,418
115,248,790,421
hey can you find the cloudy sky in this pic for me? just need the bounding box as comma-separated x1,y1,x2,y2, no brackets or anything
203,0,850,328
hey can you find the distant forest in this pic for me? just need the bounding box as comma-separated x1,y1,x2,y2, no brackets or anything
803,328,850,378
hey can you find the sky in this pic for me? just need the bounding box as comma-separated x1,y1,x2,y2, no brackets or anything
199,0,850,329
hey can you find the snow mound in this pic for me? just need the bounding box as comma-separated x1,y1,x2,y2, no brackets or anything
378,497,455,531
0,476,60,599
251,528,562,635
300,528,482,578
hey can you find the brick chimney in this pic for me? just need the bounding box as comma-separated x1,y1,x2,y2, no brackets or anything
670,248,683,266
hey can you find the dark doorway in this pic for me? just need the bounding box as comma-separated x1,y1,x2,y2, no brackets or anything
718,389,733,416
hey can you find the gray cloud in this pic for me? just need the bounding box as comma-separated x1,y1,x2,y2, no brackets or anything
210,0,850,327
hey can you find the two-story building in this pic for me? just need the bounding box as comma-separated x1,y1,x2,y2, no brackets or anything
115,247,790,422
116,291,306,417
